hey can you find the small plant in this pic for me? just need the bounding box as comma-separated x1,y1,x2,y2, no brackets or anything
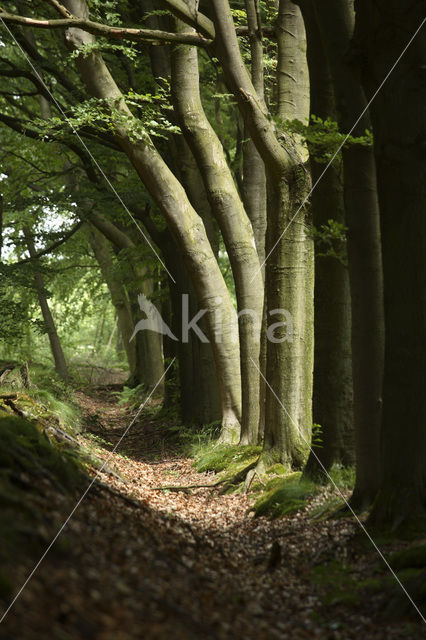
115,384,146,408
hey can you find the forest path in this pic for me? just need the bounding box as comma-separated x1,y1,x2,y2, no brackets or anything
1,388,419,640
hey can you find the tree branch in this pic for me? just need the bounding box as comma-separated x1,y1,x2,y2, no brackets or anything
158,0,215,39
11,220,84,265
43,0,74,19
0,10,211,47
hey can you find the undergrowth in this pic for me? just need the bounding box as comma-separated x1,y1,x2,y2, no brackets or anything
0,371,89,600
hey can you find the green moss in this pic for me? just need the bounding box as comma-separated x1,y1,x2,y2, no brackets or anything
328,464,356,489
359,568,423,593
266,463,287,475
192,443,262,474
252,474,316,519
0,416,84,490
0,389,80,437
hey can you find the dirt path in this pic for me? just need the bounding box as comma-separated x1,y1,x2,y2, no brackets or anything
1,389,423,639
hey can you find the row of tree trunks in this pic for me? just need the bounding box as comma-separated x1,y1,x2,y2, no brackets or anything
171,14,263,444
86,226,136,377
312,0,384,510
63,0,242,440
210,0,314,467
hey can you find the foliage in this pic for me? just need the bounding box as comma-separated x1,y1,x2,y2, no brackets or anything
35,89,180,142
280,115,373,165
313,219,348,264
115,383,146,408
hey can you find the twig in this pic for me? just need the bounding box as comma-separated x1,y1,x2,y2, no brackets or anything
152,481,223,492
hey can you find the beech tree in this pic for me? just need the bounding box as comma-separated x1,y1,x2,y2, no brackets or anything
353,0,426,529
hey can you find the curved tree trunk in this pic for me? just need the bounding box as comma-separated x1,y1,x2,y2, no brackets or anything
171,18,263,444
63,0,241,440
210,0,314,467
242,0,267,269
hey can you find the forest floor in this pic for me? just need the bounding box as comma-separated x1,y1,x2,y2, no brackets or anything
1,387,425,640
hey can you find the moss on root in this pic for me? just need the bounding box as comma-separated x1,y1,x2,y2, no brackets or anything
192,443,262,474
252,473,317,519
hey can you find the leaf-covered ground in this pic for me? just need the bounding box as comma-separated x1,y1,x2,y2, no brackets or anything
1,388,424,639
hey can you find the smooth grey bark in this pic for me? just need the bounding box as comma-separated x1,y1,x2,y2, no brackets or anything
276,0,309,123
171,18,263,445
210,0,314,467
313,0,384,510
242,0,267,268
353,0,426,529
61,0,242,440
298,0,354,480
261,0,313,468
23,227,68,381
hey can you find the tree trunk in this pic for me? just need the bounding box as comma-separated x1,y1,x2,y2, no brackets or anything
314,0,384,510
62,0,242,440
242,0,267,268
87,226,136,376
210,0,314,466
23,227,68,381
353,0,426,530
299,0,354,480
261,0,313,468
171,18,263,444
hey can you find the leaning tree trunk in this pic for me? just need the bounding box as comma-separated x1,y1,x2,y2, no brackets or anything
299,0,354,481
62,0,242,441
210,0,314,467
314,0,384,510
23,227,68,381
171,17,263,445
353,0,426,530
